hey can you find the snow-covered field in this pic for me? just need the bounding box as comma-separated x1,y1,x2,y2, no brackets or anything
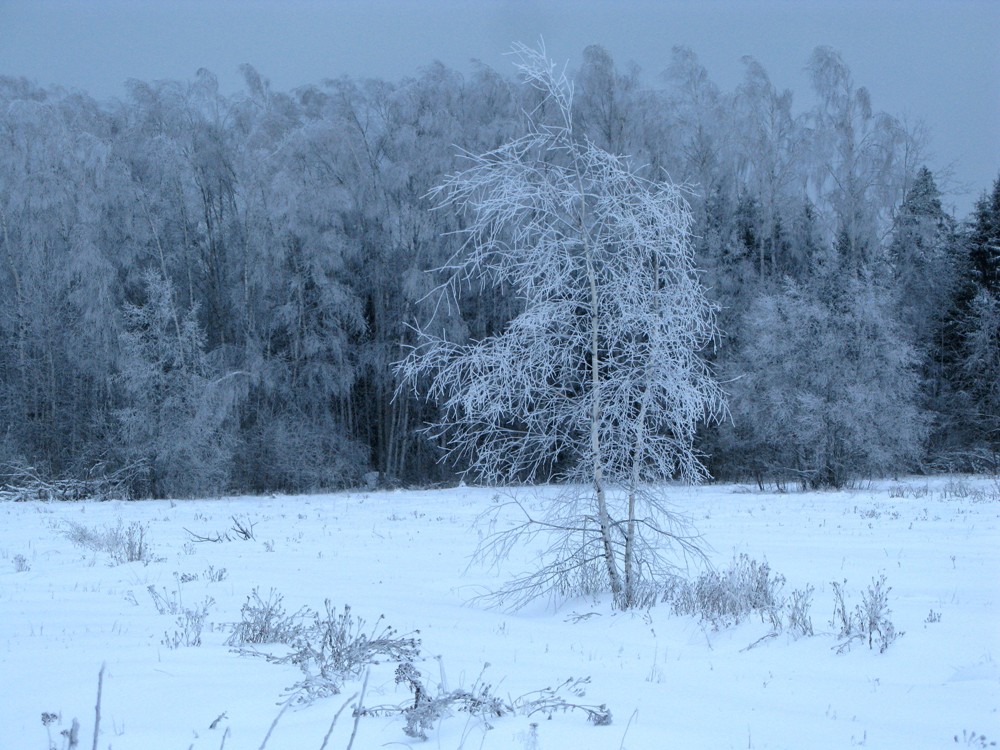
2,477,998,749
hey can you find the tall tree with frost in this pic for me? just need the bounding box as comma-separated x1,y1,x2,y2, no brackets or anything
806,46,915,272
398,44,724,610
890,166,958,347
117,271,246,497
887,167,965,461
968,174,1000,295
960,174,1000,459
721,272,926,489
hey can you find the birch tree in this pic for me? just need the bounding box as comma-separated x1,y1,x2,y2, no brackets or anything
116,271,246,497
398,44,724,610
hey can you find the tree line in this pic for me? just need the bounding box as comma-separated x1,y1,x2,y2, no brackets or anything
0,45,997,497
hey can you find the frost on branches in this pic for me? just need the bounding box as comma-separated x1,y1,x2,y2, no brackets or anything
398,44,725,610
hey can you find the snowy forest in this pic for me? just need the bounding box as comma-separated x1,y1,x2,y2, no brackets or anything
1,44,998,499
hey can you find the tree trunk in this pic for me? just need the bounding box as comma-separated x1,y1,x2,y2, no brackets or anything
583,224,621,599
623,256,659,608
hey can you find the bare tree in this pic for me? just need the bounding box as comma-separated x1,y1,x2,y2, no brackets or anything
398,44,725,610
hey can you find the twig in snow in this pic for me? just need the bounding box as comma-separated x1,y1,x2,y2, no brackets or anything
257,698,293,750
346,670,369,750
92,663,105,750
318,692,358,750
740,631,779,652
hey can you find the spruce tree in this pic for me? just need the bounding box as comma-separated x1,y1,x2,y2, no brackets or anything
969,174,1000,294
959,174,1000,463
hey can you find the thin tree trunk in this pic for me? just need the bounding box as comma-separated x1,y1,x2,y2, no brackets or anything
623,256,659,608
582,214,621,600
1,210,29,412
138,186,189,376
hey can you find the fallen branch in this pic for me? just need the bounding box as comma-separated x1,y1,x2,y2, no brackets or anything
740,631,779,652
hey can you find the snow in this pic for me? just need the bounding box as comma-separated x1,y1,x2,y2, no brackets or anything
1,477,997,749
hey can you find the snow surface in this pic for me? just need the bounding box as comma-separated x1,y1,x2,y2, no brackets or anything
1,477,997,749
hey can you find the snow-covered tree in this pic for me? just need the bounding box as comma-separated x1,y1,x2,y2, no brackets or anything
721,272,927,489
0,47,991,495
886,167,966,461
116,271,246,497
0,84,122,478
890,167,958,344
398,45,724,610
731,56,803,277
806,47,918,272
958,175,1000,460
961,289,1000,459
968,174,1000,295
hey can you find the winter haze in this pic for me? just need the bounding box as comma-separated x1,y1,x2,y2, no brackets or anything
1,0,997,214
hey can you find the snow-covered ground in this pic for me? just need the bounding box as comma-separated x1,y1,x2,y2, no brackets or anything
1,476,997,749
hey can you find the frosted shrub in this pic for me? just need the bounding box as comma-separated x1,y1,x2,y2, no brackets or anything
857,575,902,652
939,479,997,503
785,585,815,637
831,575,903,653
665,554,785,630
146,574,214,649
162,597,213,649
362,665,611,740
147,571,204,615
111,521,151,565
516,676,613,726
241,603,614,739
62,519,109,550
389,662,507,740
940,479,975,499
662,556,822,640
226,587,303,648
147,583,183,615
203,564,228,582
269,602,420,704
62,519,152,565
889,483,930,499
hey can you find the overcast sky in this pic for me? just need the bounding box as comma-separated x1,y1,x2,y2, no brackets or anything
1,0,997,216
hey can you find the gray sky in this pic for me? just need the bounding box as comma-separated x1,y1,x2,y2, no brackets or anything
1,0,997,216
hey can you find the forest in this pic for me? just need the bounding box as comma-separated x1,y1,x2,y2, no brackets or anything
0,44,997,499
